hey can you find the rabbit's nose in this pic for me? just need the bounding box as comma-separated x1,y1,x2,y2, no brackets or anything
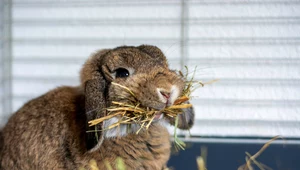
157,86,180,106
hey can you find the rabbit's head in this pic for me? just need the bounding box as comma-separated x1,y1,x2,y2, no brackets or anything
80,45,194,151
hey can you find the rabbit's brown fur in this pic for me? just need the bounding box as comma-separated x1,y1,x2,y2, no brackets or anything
0,45,194,170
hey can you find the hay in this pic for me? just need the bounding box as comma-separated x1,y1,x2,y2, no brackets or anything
88,67,218,149
238,136,280,170
197,146,208,170
88,82,193,133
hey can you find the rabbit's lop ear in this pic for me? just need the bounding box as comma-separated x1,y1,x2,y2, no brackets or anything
80,49,110,151
138,45,168,66
167,103,195,130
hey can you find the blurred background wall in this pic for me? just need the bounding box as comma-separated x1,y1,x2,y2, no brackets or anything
1,0,300,141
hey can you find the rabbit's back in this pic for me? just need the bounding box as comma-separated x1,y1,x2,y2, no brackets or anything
0,86,87,169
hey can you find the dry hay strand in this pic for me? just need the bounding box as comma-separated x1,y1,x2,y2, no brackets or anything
197,146,208,170
238,136,281,170
88,67,218,149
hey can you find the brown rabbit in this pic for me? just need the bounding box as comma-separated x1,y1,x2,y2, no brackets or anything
0,45,194,170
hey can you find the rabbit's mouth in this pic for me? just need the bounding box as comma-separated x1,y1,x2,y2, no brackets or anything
154,113,163,121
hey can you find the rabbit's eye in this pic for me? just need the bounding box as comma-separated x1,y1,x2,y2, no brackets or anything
115,68,130,78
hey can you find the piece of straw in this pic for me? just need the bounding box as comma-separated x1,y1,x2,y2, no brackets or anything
238,136,280,170
197,157,206,170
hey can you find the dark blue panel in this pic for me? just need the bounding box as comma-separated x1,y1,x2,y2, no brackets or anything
168,141,300,170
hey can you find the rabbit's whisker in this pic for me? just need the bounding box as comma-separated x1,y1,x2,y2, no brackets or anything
86,107,103,115
86,130,103,133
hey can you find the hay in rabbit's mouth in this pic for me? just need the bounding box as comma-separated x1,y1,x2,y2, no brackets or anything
88,82,193,133
88,67,218,149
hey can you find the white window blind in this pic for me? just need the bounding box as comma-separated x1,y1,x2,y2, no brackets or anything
0,0,300,139
0,0,13,125
0,1,3,119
